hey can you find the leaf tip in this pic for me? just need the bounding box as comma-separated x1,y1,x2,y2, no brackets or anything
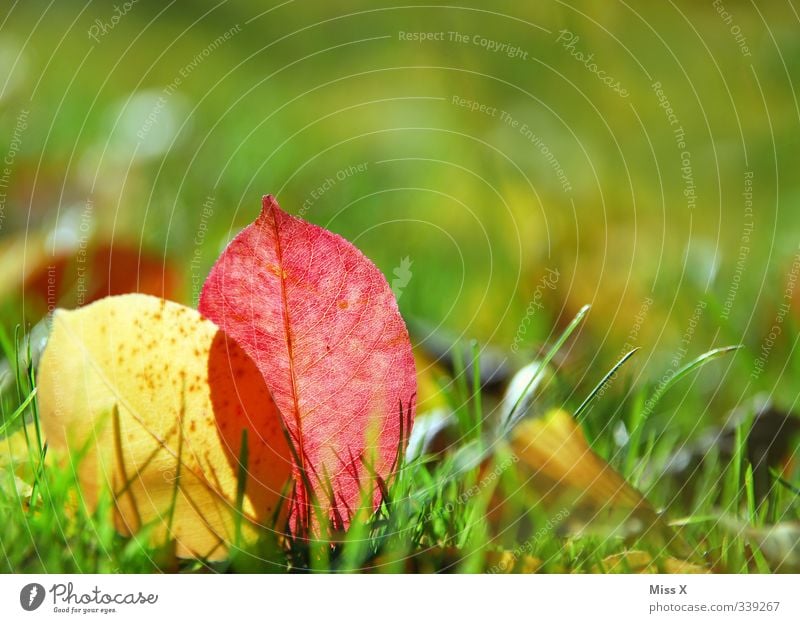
261,194,280,216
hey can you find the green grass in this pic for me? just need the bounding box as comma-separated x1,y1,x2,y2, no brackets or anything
2,0,800,573
2,305,798,574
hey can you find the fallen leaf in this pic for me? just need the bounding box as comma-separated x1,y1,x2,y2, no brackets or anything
0,233,180,319
199,196,416,532
485,549,543,574
595,550,708,574
510,409,678,548
0,426,37,472
37,294,292,559
511,409,647,509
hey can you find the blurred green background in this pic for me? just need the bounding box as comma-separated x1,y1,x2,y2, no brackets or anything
2,0,799,427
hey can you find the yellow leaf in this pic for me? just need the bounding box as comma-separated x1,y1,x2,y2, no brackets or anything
485,549,543,574
511,409,647,509
0,426,38,472
37,294,292,559
510,409,683,550
0,426,42,504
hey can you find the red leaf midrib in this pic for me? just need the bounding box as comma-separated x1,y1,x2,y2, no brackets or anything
268,204,309,515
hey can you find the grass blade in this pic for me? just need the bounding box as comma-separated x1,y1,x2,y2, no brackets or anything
644,345,741,417
470,339,483,446
503,304,591,432
575,348,639,421
770,469,800,496
0,387,37,436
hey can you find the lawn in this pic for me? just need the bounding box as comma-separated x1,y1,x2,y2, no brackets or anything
1,0,799,573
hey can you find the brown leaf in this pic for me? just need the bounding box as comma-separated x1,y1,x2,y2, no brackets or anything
510,409,679,548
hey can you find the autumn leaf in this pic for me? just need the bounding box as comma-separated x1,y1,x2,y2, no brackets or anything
485,549,543,574
510,409,680,548
199,196,416,532
594,551,708,574
511,410,647,509
0,233,180,318
37,294,292,559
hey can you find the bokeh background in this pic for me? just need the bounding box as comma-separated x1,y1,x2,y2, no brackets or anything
2,0,799,437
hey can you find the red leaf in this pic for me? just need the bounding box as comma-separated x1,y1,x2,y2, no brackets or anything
199,196,416,532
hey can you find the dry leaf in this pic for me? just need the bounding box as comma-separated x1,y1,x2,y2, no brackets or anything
37,294,292,559
0,233,180,318
510,409,674,546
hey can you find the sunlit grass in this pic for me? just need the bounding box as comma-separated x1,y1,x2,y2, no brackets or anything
2,303,797,574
